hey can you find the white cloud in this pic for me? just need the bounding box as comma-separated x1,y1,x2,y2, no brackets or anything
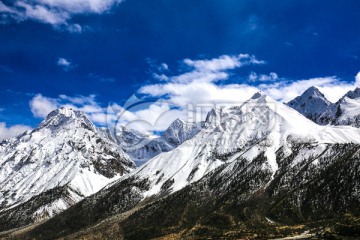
166,54,265,84
16,1,69,25
183,54,264,73
36,0,122,14
57,57,73,71
0,122,32,141
140,54,264,104
30,94,59,118
0,0,123,30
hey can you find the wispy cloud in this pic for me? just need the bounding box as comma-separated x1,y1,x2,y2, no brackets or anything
0,0,124,31
249,72,278,82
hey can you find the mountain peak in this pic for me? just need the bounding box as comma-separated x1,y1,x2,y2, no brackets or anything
287,87,331,118
305,86,320,93
38,106,94,131
286,87,332,124
302,86,328,99
50,106,83,118
342,87,360,100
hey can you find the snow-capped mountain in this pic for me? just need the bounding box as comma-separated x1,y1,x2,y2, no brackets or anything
114,119,201,165
288,87,360,127
21,92,360,239
131,91,360,197
286,86,332,123
0,107,136,229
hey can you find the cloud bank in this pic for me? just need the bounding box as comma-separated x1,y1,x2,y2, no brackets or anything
29,54,360,135
136,54,360,132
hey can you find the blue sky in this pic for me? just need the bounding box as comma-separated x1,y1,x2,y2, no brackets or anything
1,0,360,139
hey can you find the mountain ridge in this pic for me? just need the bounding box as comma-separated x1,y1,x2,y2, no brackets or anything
287,86,360,127
12,91,360,239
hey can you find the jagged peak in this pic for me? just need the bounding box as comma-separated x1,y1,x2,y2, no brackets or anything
302,86,329,100
342,87,360,100
38,106,94,130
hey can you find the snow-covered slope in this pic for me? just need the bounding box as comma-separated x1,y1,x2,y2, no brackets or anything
288,87,360,127
115,119,201,165
122,92,360,198
0,107,136,220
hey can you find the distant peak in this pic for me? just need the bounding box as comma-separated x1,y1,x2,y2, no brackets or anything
300,87,325,99
289,86,330,104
